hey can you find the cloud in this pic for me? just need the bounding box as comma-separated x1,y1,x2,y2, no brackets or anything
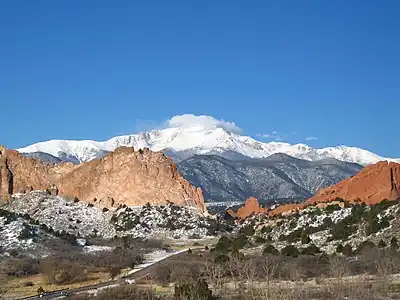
256,132,283,141
135,114,243,134
305,136,318,141
164,114,243,134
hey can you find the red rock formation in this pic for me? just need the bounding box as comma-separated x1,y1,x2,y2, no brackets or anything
267,203,307,217
307,161,400,205
228,197,268,219
268,161,400,217
0,145,206,212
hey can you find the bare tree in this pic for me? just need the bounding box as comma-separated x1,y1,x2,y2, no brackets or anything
203,257,226,296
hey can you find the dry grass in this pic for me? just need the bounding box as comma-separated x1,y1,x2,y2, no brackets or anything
2,271,110,298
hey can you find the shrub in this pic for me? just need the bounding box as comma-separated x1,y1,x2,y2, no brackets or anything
301,233,311,244
239,224,255,236
342,244,353,256
356,240,375,254
390,237,398,249
214,253,229,264
18,224,36,240
40,257,87,285
108,266,121,279
263,244,279,255
231,234,248,250
0,258,40,276
282,228,304,243
329,222,356,241
214,236,231,254
336,244,344,253
325,204,341,213
281,245,300,257
301,244,321,256
261,226,272,234
364,215,390,236
378,239,387,248
37,286,45,295
231,248,245,260
254,235,266,244
174,278,214,300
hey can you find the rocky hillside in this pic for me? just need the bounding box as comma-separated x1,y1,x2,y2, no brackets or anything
0,146,205,212
0,191,231,257
225,161,400,256
237,198,400,256
177,153,362,202
308,161,400,205
262,161,400,217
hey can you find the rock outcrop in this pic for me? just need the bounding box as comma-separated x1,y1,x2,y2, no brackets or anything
227,197,267,219
229,161,400,219
0,145,206,212
268,161,400,217
306,161,400,205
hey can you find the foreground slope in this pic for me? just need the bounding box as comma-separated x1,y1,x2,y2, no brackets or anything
177,153,362,202
0,145,205,212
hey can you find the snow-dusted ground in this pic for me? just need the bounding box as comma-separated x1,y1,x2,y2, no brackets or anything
246,202,400,254
8,191,116,238
0,216,36,252
5,191,218,240
127,248,188,275
112,204,212,240
0,191,223,256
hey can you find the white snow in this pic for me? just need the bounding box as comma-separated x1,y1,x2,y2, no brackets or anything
83,245,114,253
16,114,400,165
127,248,188,275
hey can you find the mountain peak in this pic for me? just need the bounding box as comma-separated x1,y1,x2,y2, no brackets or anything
15,115,400,165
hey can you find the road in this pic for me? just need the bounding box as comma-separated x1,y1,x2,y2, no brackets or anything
19,248,191,300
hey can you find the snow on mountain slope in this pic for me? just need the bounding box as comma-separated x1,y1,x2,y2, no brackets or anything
16,115,400,165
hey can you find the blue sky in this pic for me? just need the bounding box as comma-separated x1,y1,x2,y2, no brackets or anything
1,0,400,157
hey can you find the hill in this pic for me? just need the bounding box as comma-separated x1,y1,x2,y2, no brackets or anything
177,154,363,202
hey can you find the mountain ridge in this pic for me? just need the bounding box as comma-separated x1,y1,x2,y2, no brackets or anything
177,154,363,203
16,125,400,165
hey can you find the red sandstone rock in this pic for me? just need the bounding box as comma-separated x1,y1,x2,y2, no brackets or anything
226,209,237,218
268,161,400,217
0,145,206,212
230,197,267,219
307,161,400,205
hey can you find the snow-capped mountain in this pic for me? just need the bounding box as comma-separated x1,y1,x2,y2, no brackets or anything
16,115,399,165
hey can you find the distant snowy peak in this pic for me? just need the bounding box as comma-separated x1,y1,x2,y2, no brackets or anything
16,125,399,165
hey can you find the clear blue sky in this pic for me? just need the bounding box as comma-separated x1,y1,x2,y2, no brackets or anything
1,0,400,157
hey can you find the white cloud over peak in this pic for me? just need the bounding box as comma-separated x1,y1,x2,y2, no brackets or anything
165,114,243,134
305,136,318,141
